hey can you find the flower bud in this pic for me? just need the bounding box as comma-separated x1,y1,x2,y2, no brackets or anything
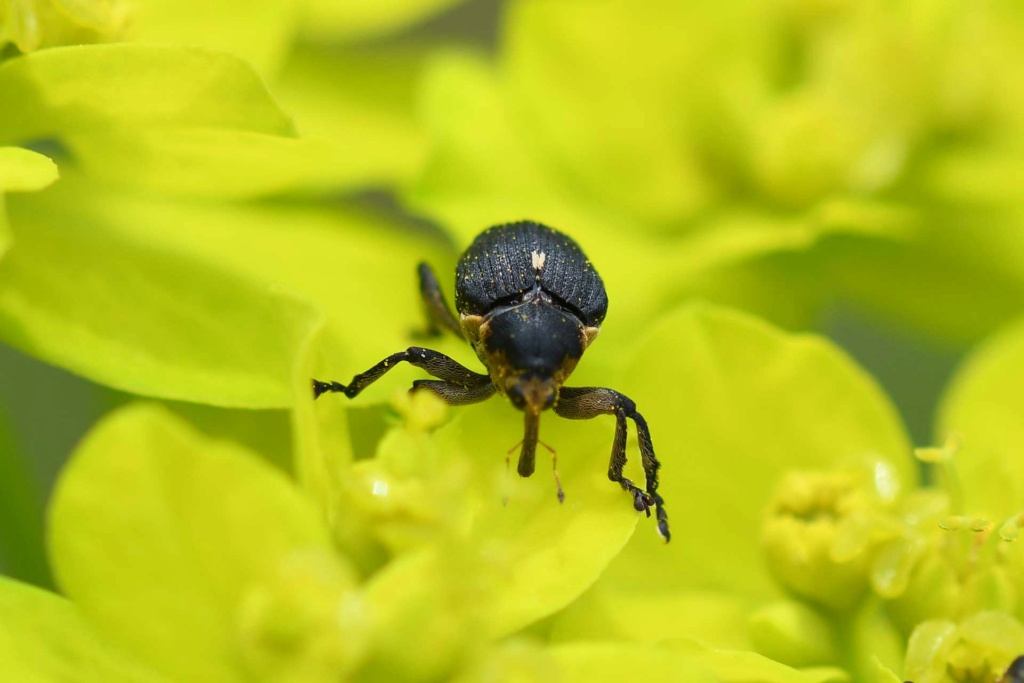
340,392,473,555
903,612,1024,683
876,448,1024,634
761,461,901,612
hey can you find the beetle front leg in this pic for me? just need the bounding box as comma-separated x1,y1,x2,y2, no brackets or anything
313,347,490,400
555,386,670,541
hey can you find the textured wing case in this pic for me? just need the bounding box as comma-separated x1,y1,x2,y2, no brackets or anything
455,222,608,326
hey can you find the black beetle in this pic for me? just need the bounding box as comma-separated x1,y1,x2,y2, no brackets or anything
313,221,669,540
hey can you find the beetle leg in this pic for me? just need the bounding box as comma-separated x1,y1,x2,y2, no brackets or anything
313,347,490,400
410,379,496,406
555,387,670,541
417,262,463,338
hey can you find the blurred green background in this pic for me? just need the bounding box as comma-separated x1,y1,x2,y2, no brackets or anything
1,0,1019,597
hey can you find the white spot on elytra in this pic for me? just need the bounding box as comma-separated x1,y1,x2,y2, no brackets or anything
531,250,546,271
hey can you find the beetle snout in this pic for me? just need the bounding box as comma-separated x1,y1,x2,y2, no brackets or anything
507,374,557,414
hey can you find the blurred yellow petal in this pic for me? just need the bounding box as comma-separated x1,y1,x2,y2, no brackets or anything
48,404,344,681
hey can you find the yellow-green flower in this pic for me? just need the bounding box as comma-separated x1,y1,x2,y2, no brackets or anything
3,1,1024,681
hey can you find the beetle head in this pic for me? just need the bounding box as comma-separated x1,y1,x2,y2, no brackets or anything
480,303,585,409
506,373,558,414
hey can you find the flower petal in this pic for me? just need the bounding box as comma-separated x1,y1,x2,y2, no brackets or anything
43,178,455,382
938,315,1024,517
552,585,752,650
65,127,334,199
0,576,163,682
669,639,850,683
0,45,293,142
0,147,59,194
0,146,58,262
273,45,429,191
550,642,718,683
48,404,334,681
0,45,326,198
127,0,297,77
0,180,325,407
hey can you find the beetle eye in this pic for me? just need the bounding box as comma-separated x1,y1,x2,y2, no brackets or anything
540,390,555,410
507,375,557,413
507,384,527,410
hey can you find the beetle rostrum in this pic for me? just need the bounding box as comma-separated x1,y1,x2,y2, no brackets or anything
313,221,669,541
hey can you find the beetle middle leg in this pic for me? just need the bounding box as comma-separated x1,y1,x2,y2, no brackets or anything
555,387,670,541
416,262,463,338
313,347,491,404
410,379,496,405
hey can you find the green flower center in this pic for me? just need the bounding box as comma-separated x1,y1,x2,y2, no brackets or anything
903,612,1024,683
879,440,1024,636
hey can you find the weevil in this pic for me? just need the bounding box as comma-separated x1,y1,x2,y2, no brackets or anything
313,221,669,540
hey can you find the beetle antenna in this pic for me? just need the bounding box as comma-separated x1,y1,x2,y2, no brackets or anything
501,452,512,507
551,444,564,503
506,438,555,455
508,429,563,503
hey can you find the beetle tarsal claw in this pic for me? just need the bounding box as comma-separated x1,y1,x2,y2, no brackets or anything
312,379,347,399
